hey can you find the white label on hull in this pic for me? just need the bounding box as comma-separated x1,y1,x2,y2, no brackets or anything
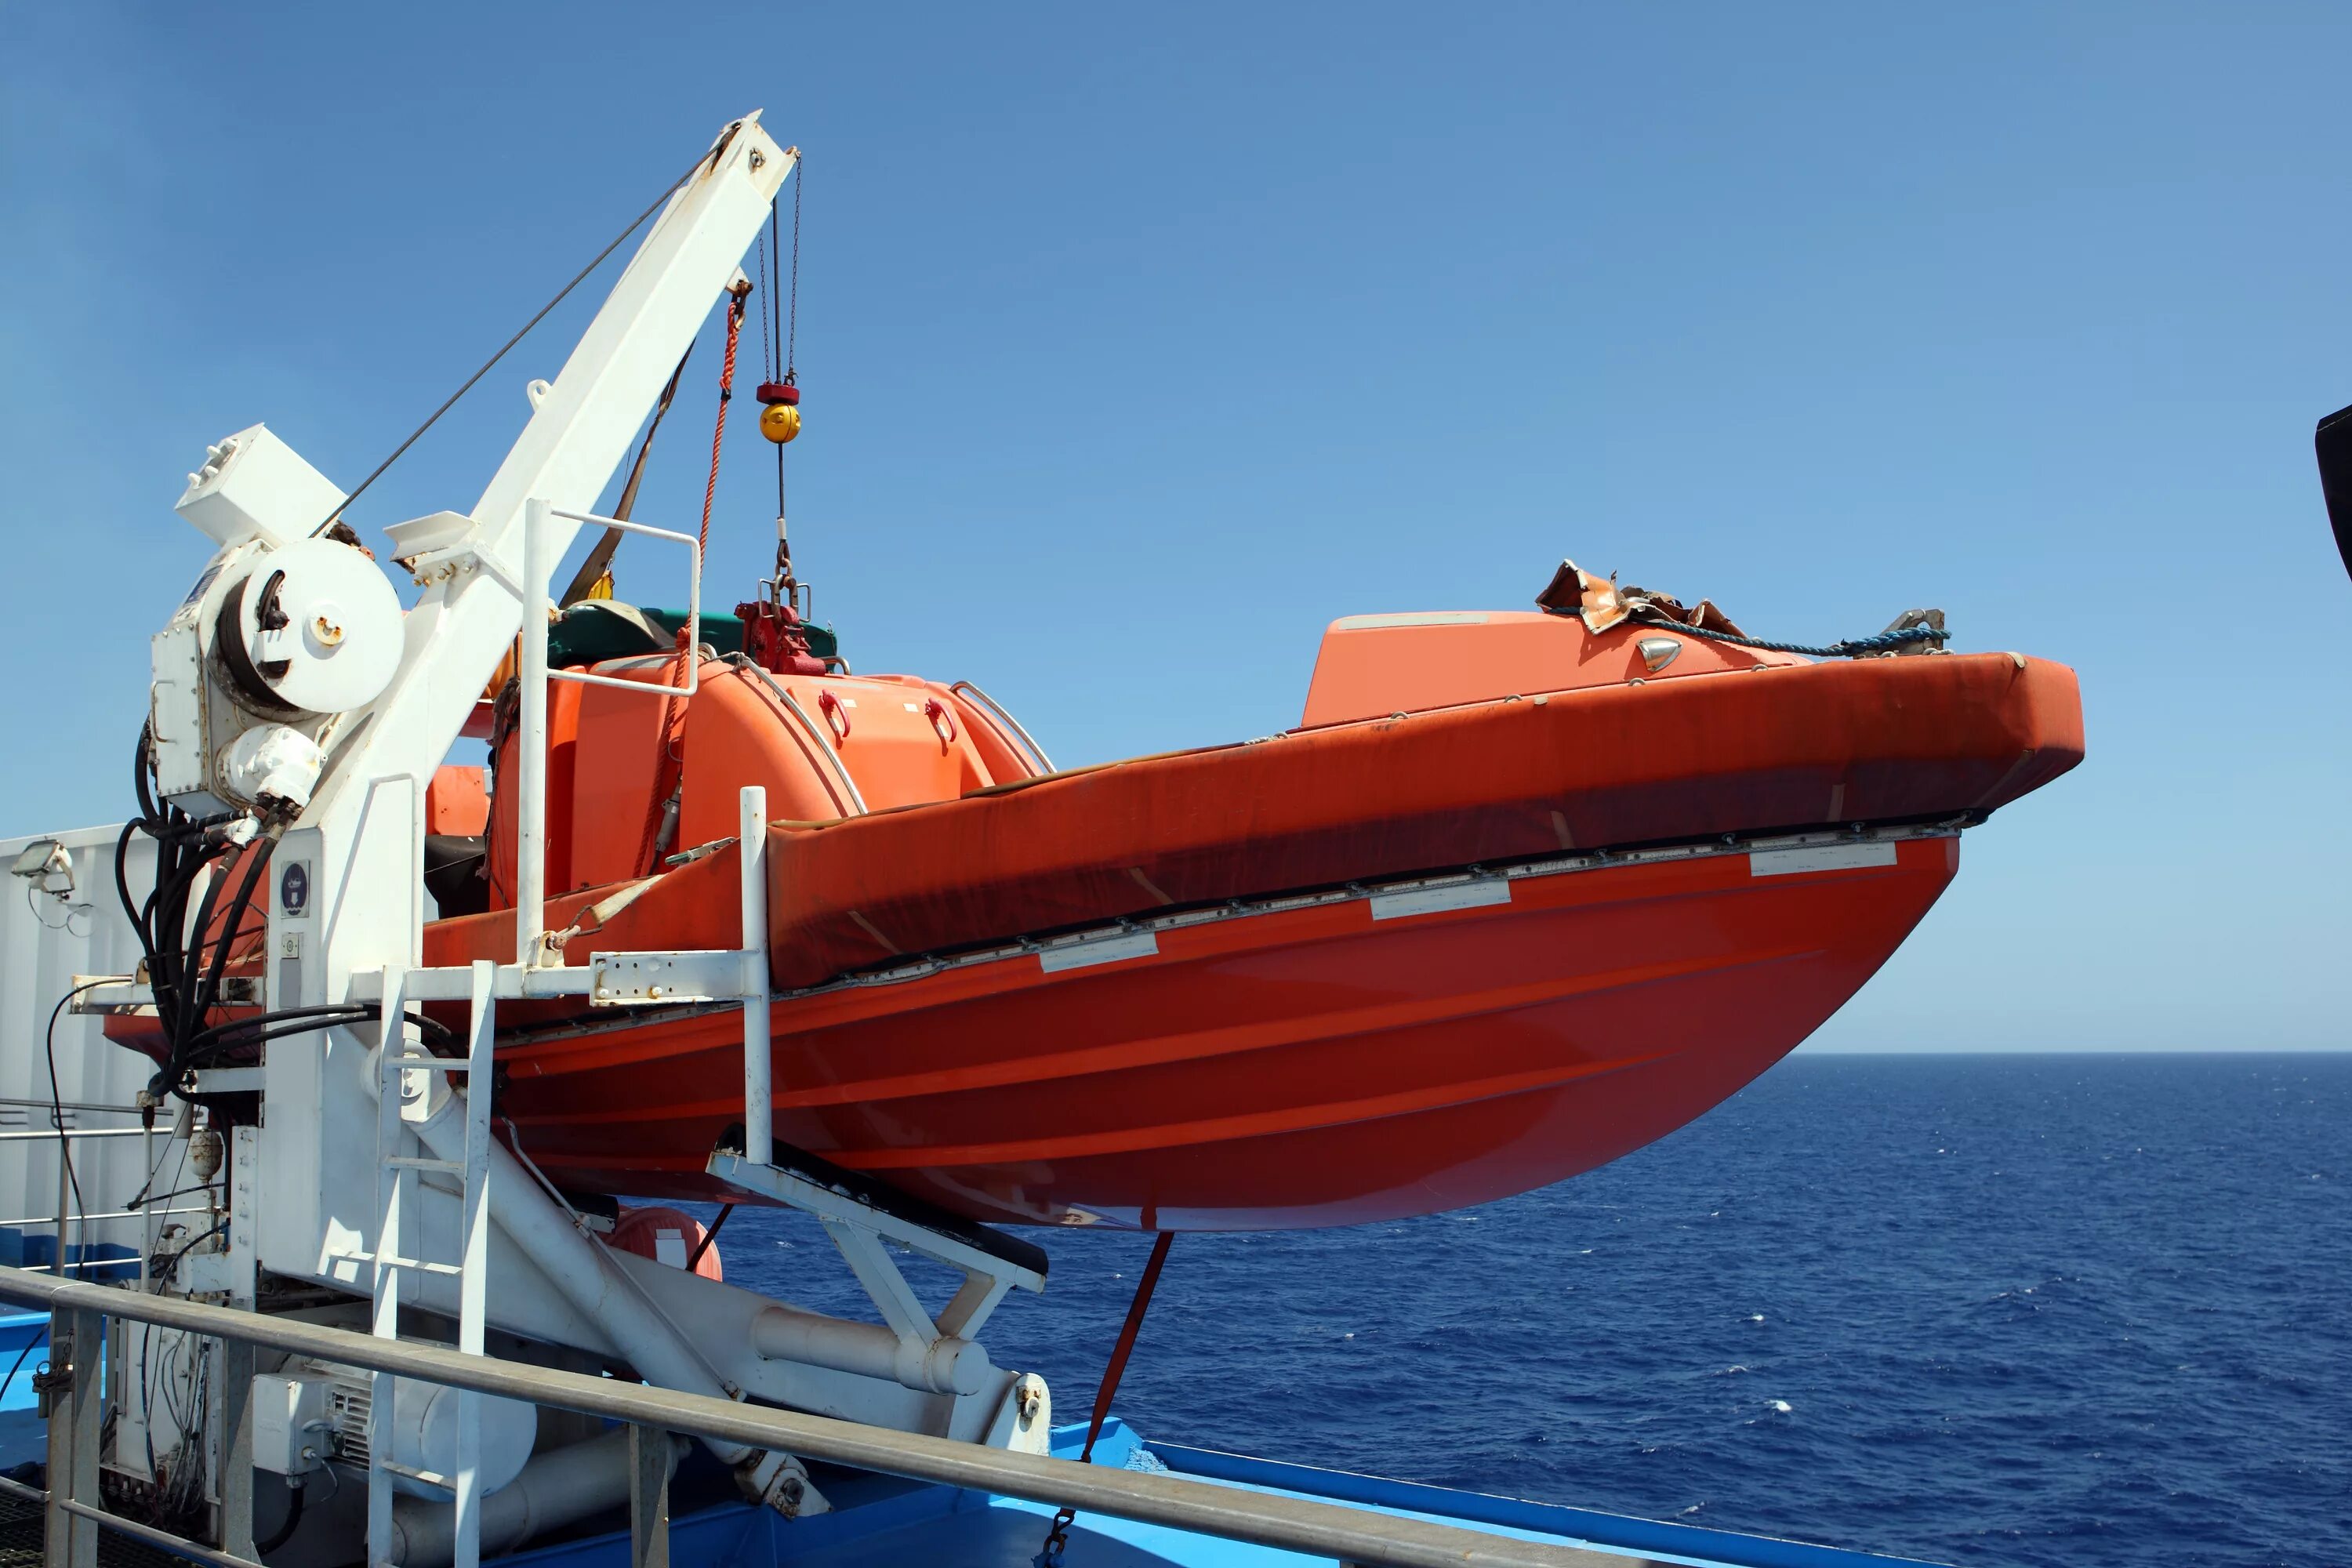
1331,611,1493,630
1370,879,1514,920
1039,930,1160,973
1748,841,1900,877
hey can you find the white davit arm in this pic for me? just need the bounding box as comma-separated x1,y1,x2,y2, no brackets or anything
249,111,791,1004
343,114,794,815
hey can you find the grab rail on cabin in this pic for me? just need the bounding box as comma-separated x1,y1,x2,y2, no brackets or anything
719,654,873,817
544,508,703,700
517,501,708,964
950,681,1057,778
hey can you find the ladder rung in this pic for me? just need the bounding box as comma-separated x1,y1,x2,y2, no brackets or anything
331,1248,464,1279
385,1155,464,1173
375,1457,454,1494
385,1055,477,1073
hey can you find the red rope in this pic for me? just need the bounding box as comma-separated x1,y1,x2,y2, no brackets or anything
700,295,746,555
1038,1230,1174,1568
1081,1229,1174,1462
635,294,749,877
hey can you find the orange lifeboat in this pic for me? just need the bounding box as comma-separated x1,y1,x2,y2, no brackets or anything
410,575,2083,1232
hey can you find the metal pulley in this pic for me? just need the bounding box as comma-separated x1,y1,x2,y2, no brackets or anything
216,537,404,716
756,380,800,444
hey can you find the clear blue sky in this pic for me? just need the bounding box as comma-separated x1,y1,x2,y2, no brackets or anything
4,5,2345,1049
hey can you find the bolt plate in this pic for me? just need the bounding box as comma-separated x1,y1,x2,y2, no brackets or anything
588,949,746,1006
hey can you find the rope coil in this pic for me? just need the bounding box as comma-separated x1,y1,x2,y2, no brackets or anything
1657,620,1951,659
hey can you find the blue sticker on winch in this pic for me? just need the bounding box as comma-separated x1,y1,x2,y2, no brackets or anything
280,861,310,916
180,560,224,607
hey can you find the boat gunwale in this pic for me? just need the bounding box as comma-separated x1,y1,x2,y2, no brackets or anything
485,818,1968,1054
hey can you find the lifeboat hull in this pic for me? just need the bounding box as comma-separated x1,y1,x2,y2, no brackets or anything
493,829,1959,1230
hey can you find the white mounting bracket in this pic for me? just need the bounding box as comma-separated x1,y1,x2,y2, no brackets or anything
384,510,521,597
706,1150,1047,1378
589,950,741,1006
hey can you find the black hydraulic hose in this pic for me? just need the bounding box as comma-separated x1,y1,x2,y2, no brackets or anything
183,1004,454,1058
187,1013,454,1065
170,844,243,1032
169,831,279,1084
254,1476,306,1554
178,1004,375,1056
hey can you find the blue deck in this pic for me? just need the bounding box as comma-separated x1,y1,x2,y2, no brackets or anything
0,1312,1941,1567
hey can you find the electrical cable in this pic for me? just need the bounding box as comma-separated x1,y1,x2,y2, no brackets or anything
0,1323,45,1408
123,1181,223,1211
44,978,111,1278
121,1116,192,1226
151,1220,227,1289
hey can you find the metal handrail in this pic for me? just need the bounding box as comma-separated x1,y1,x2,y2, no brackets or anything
0,1472,253,1568
0,1265,1634,1568
0,1096,147,1116
1,1204,201,1228
720,654,871,815
11,1256,142,1276
545,506,702,699
0,1127,153,1142
949,680,1056,775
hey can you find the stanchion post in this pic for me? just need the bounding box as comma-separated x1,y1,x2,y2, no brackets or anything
44,1305,103,1568
629,1425,672,1568
517,496,552,965
221,1334,256,1559
739,786,772,1168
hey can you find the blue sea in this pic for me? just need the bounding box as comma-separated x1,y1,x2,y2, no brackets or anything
713,1054,2350,1568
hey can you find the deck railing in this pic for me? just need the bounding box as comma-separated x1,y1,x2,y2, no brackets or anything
0,1099,195,1284
0,1265,1650,1568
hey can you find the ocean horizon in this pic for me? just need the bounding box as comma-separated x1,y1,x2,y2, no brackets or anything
699,1051,2348,1568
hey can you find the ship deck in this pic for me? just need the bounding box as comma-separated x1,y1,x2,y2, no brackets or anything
5,1311,1939,1568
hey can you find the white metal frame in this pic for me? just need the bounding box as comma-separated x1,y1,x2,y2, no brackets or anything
366,485,1032,1437
539,506,704,699
706,1151,1045,1368
343,492,823,1513
485,494,773,1163
248,116,793,1349
92,111,1056,1551
515,499,703,968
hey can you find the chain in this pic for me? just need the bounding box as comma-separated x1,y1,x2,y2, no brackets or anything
755,230,772,383
1034,1506,1076,1568
786,153,801,383
1033,1230,1176,1568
